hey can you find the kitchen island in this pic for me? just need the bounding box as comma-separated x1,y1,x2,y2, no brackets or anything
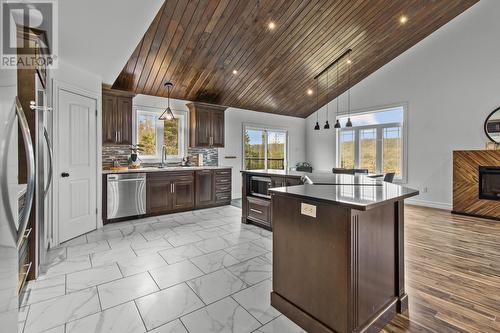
269,179,418,333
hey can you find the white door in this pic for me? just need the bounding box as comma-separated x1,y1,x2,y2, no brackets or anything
58,89,97,242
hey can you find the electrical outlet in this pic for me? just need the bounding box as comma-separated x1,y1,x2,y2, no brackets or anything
301,203,317,218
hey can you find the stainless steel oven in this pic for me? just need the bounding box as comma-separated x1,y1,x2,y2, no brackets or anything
250,176,272,199
107,173,146,219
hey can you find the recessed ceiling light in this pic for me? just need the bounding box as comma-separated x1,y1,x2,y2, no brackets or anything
400,15,408,24
346,59,352,64
307,89,313,96
232,69,238,75
268,22,276,30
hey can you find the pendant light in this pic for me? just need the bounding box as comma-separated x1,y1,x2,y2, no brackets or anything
314,76,320,130
334,62,341,129
345,52,353,128
324,69,330,129
159,81,175,120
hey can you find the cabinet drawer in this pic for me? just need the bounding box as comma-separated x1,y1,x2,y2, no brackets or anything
215,176,231,184
247,197,270,223
215,169,231,176
216,192,231,203
215,184,231,193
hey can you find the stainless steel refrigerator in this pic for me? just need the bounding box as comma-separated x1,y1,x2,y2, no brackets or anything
0,68,35,331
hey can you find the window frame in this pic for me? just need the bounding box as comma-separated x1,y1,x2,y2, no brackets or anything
242,123,288,171
335,105,408,183
133,106,187,162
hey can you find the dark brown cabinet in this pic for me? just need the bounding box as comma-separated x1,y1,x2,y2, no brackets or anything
195,170,215,207
147,172,195,215
102,85,134,144
187,102,226,148
172,177,195,210
105,169,231,224
147,174,173,215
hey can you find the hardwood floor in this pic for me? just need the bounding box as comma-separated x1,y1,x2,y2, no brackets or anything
382,205,500,333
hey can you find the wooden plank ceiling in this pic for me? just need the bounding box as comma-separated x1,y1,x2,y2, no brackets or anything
112,0,477,118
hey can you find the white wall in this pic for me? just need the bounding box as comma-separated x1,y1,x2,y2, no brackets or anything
133,94,307,199
51,59,102,94
306,0,500,209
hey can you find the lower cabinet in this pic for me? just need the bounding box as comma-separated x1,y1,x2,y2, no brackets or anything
140,169,231,218
247,196,271,228
146,173,174,215
172,178,195,210
147,172,195,215
195,170,216,207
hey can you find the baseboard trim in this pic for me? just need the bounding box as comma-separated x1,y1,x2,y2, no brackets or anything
405,198,452,211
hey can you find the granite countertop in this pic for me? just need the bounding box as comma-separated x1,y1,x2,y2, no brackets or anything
241,169,385,185
241,169,311,177
269,179,418,210
103,165,233,174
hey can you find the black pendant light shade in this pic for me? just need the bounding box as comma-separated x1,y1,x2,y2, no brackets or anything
314,121,320,130
346,117,353,127
159,81,175,120
334,119,341,128
324,121,330,129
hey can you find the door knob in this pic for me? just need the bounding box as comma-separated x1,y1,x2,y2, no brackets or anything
61,172,70,178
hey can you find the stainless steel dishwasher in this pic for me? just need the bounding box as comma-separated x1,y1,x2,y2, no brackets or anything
107,173,146,219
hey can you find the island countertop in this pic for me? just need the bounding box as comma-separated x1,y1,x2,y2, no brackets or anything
241,169,386,185
269,179,418,211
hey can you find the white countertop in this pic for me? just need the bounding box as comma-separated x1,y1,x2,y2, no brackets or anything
102,166,233,174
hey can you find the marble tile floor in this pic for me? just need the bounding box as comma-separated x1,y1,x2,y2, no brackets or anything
20,205,305,333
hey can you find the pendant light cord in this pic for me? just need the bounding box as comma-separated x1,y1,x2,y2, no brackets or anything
167,85,171,108
336,62,339,118
316,75,319,122
326,69,329,120
348,51,351,117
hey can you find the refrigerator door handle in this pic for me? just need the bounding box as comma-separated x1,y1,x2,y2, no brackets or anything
1,97,35,248
43,127,53,197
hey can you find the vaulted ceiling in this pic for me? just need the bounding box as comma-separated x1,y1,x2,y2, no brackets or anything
112,0,477,118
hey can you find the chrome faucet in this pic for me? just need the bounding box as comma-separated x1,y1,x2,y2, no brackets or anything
159,145,167,168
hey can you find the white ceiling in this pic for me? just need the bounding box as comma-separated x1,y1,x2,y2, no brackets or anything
58,0,164,84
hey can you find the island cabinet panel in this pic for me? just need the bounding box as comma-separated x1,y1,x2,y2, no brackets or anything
270,193,403,333
195,170,216,207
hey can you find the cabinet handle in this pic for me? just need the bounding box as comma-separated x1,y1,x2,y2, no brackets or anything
250,208,263,214
171,183,174,193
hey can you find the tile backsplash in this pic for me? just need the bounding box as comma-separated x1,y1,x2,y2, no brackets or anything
102,144,219,169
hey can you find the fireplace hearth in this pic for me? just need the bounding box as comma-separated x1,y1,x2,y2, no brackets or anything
479,166,500,200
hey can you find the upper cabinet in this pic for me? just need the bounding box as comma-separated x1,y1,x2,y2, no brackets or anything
102,85,134,144
187,102,227,148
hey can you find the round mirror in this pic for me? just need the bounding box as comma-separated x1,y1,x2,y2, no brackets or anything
485,107,500,143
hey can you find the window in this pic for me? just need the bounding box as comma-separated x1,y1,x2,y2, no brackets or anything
339,130,355,169
336,106,406,181
136,109,185,160
243,126,287,170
